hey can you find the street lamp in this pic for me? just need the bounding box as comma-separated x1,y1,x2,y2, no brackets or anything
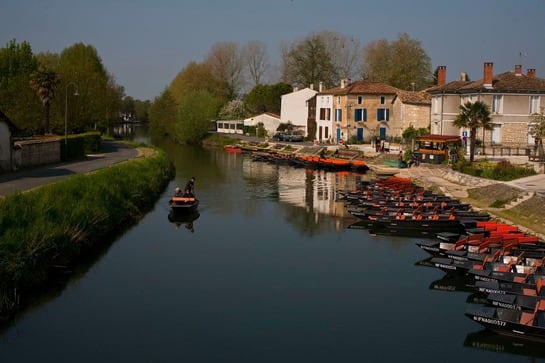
65,82,79,147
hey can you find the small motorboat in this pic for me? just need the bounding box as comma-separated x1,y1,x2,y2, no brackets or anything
168,194,199,213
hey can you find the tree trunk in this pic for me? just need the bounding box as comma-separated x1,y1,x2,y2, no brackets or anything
469,128,477,162
43,101,51,134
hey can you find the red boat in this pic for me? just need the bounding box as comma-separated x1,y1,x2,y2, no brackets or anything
224,145,242,153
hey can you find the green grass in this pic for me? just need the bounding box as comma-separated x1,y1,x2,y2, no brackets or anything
0,148,175,318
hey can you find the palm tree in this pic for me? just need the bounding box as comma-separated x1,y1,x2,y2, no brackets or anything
453,100,492,162
29,68,60,134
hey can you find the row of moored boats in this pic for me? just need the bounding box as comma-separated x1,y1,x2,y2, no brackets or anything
338,176,545,342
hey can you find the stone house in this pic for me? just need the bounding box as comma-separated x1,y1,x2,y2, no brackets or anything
427,62,545,148
315,79,430,144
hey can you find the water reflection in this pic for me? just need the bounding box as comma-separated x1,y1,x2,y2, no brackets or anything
464,329,545,359
167,210,200,233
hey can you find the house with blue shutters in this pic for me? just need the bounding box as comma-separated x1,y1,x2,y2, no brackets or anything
314,79,430,144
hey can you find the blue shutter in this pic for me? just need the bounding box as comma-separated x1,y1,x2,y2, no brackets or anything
386,109,389,121
363,109,367,121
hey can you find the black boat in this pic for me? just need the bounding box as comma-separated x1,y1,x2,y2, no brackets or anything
168,195,199,213
465,304,545,343
486,292,545,311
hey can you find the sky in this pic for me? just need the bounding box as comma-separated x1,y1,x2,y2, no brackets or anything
2,0,544,101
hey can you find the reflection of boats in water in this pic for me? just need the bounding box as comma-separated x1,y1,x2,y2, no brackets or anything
168,210,200,232
464,329,545,359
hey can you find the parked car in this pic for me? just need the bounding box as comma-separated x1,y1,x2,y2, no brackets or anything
271,131,286,141
283,130,304,142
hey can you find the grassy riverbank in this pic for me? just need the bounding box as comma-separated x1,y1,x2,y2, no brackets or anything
0,147,175,319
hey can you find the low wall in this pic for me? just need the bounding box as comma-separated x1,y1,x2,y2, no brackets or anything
15,139,61,169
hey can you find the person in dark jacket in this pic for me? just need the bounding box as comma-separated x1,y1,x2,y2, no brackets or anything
184,177,196,196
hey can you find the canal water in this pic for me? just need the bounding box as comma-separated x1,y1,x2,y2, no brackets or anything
1,136,544,362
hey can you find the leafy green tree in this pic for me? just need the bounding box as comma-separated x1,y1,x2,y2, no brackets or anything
244,82,292,115
55,43,121,134
29,67,60,134
280,33,337,89
169,61,230,106
530,111,545,161
175,90,222,144
149,88,177,138
0,39,41,132
453,101,492,162
361,33,432,90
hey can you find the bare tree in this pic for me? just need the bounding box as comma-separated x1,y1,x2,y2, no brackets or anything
318,31,362,81
242,40,270,86
280,33,336,89
205,42,243,99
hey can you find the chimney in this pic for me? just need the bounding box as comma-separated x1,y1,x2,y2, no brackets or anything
514,64,522,75
483,62,494,88
460,72,468,81
340,78,348,88
309,83,314,90
293,86,298,92
437,66,446,86
319,81,324,92
527,69,536,78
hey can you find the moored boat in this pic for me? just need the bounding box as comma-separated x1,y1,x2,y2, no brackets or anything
465,303,545,342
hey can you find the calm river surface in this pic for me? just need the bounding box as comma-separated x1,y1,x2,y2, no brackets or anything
1,135,544,362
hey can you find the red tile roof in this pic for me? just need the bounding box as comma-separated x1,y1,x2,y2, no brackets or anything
427,71,545,94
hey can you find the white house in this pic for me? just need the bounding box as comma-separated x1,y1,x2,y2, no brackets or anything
0,110,17,173
243,112,281,137
280,86,318,136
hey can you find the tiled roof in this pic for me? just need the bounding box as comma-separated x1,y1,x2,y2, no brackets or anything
427,71,545,94
319,80,399,95
395,90,431,105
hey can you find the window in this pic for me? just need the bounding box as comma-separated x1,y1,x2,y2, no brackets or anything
530,95,540,114
335,109,342,122
380,96,385,104
432,97,440,114
377,108,389,121
357,96,363,104
492,95,503,113
337,96,341,104
354,108,367,121
319,108,331,120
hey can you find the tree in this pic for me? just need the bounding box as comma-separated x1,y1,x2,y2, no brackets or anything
318,31,362,81
204,42,243,99
242,40,270,87
244,82,292,115
149,88,177,138
280,33,337,89
169,61,229,105
56,43,122,134
0,39,41,132
530,111,545,161
218,99,247,120
453,101,492,162
29,67,60,134
361,33,432,90
175,90,222,144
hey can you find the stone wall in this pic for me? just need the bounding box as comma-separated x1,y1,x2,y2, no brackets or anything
16,139,61,169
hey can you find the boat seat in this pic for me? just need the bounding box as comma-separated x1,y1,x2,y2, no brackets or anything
519,311,535,326
522,288,537,296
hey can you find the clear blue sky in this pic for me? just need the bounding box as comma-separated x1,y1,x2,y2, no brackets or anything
2,0,544,101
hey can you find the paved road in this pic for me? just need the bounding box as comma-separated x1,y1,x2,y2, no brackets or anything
0,140,140,196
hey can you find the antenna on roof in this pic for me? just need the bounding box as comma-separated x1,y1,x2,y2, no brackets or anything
519,50,527,64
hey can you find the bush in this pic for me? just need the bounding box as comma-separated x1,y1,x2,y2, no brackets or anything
453,159,536,181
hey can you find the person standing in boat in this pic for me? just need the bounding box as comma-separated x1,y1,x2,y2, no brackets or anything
184,177,196,196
